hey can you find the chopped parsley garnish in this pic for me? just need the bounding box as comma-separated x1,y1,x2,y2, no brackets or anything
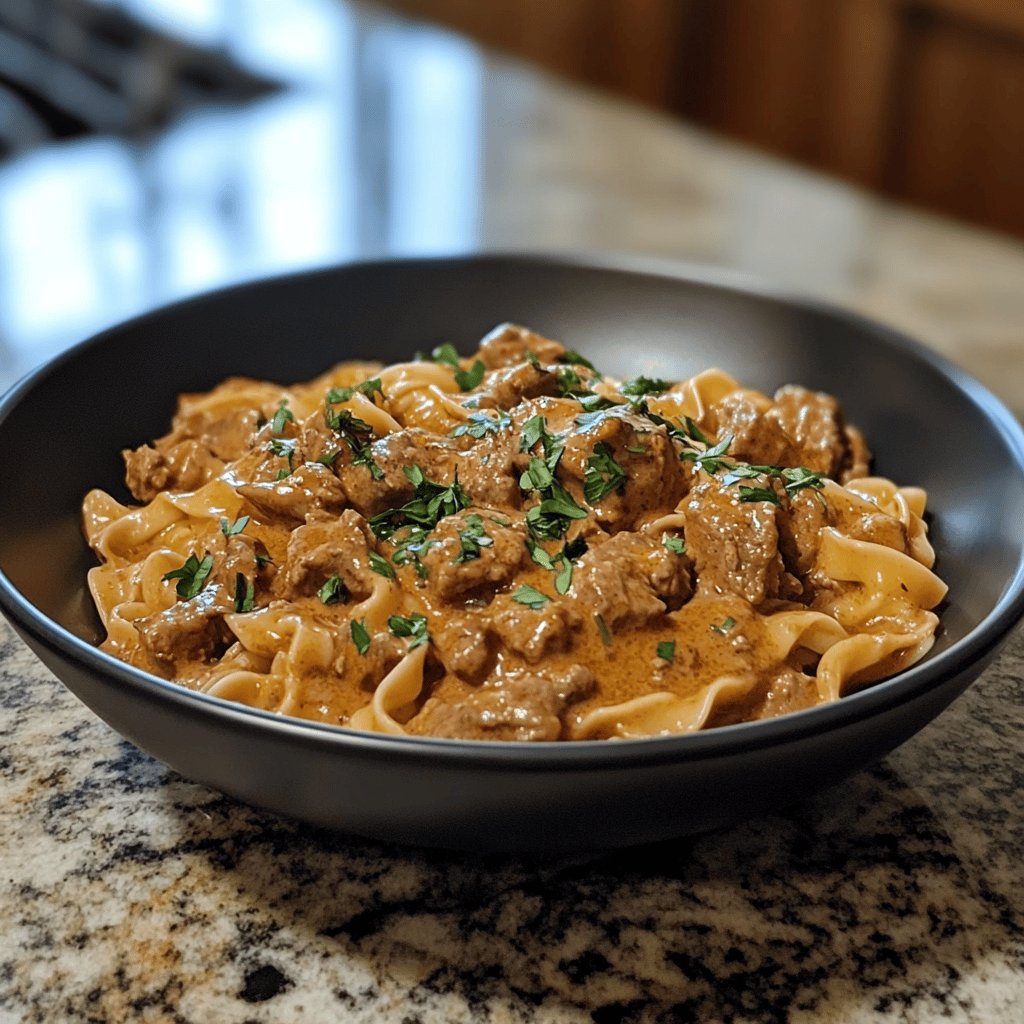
267,437,296,461
350,618,371,655
454,359,486,392
430,342,460,367
520,457,554,492
554,556,573,595
620,376,670,396
323,394,383,480
388,613,429,648
220,515,249,537
318,575,348,605
369,466,471,577
526,537,555,570
558,350,600,376
368,551,396,579
663,535,686,556
270,400,294,435
525,482,588,540
255,553,273,567
510,584,550,609
595,613,612,646
316,449,339,467
454,513,493,563
710,616,736,636
326,378,386,405
656,640,675,663
555,366,586,396
577,393,618,413
519,414,554,455
233,573,255,613
624,444,647,454
583,442,627,505
683,434,734,474
738,485,782,506
162,553,214,599
451,409,511,439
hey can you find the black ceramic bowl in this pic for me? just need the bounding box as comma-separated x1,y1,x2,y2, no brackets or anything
2,255,1023,851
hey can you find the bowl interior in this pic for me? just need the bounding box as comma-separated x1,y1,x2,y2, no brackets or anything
2,255,1023,696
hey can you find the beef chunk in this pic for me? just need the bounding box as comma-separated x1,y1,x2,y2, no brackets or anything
765,385,847,477
570,532,692,629
704,391,796,470
238,464,347,523
276,510,379,602
487,592,581,663
123,440,224,503
136,587,232,669
476,323,567,369
337,428,458,516
430,616,492,680
419,511,527,602
454,429,524,509
684,477,784,604
409,664,594,741
557,407,690,532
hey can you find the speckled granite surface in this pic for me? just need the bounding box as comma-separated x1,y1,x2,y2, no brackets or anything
2,614,1022,1023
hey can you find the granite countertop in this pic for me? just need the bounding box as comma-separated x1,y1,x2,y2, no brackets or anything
1,2,1022,1021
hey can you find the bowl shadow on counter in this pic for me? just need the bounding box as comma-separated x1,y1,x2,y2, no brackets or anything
150,691,1021,1024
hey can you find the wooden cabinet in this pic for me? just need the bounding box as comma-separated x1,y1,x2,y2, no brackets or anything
380,0,1024,239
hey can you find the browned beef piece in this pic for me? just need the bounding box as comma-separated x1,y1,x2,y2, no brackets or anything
704,391,796,470
476,323,566,369
123,439,224,502
409,664,594,740
342,632,407,693
337,428,459,517
777,485,908,587
475,363,561,410
570,532,692,628
840,425,871,482
684,477,784,604
275,509,379,602
238,464,348,523
557,407,690,532
419,511,528,602
764,385,847,477
170,404,263,462
136,588,232,669
487,592,581,663
430,616,492,680
454,429,524,509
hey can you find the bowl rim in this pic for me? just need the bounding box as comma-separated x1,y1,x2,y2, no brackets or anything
2,250,1023,769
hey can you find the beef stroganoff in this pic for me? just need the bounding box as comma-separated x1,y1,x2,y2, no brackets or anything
82,324,946,740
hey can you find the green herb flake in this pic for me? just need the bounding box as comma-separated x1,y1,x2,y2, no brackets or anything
454,359,486,392
271,400,295,435
431,343,461,368
454,514,493,564
316,449,339,467
620,376,670,397
318,575,348,605
388,613,430,648
368,551,396,579
350,618,371,655
255,553,273,567
656,640,675,663
558,350,599,375
584,442,627,505
220,515,250,537
710,616,736,636
554,555,573,595
451,409,512,439
738,485,782,506
358,377,384,401
510,584,551,609
233,573,255,613
624,444,647,455
162,552,214,600
595,613,612,646
663,535,686,556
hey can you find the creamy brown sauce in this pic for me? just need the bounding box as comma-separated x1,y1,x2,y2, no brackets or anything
82,323,945,740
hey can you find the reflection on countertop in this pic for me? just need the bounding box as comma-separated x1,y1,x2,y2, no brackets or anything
1,0,1023,419
1,3,1024,1023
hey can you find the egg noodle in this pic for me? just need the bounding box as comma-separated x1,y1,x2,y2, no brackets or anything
83,324,946,741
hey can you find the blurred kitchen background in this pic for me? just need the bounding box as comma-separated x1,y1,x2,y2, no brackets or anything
1,0,1022,412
